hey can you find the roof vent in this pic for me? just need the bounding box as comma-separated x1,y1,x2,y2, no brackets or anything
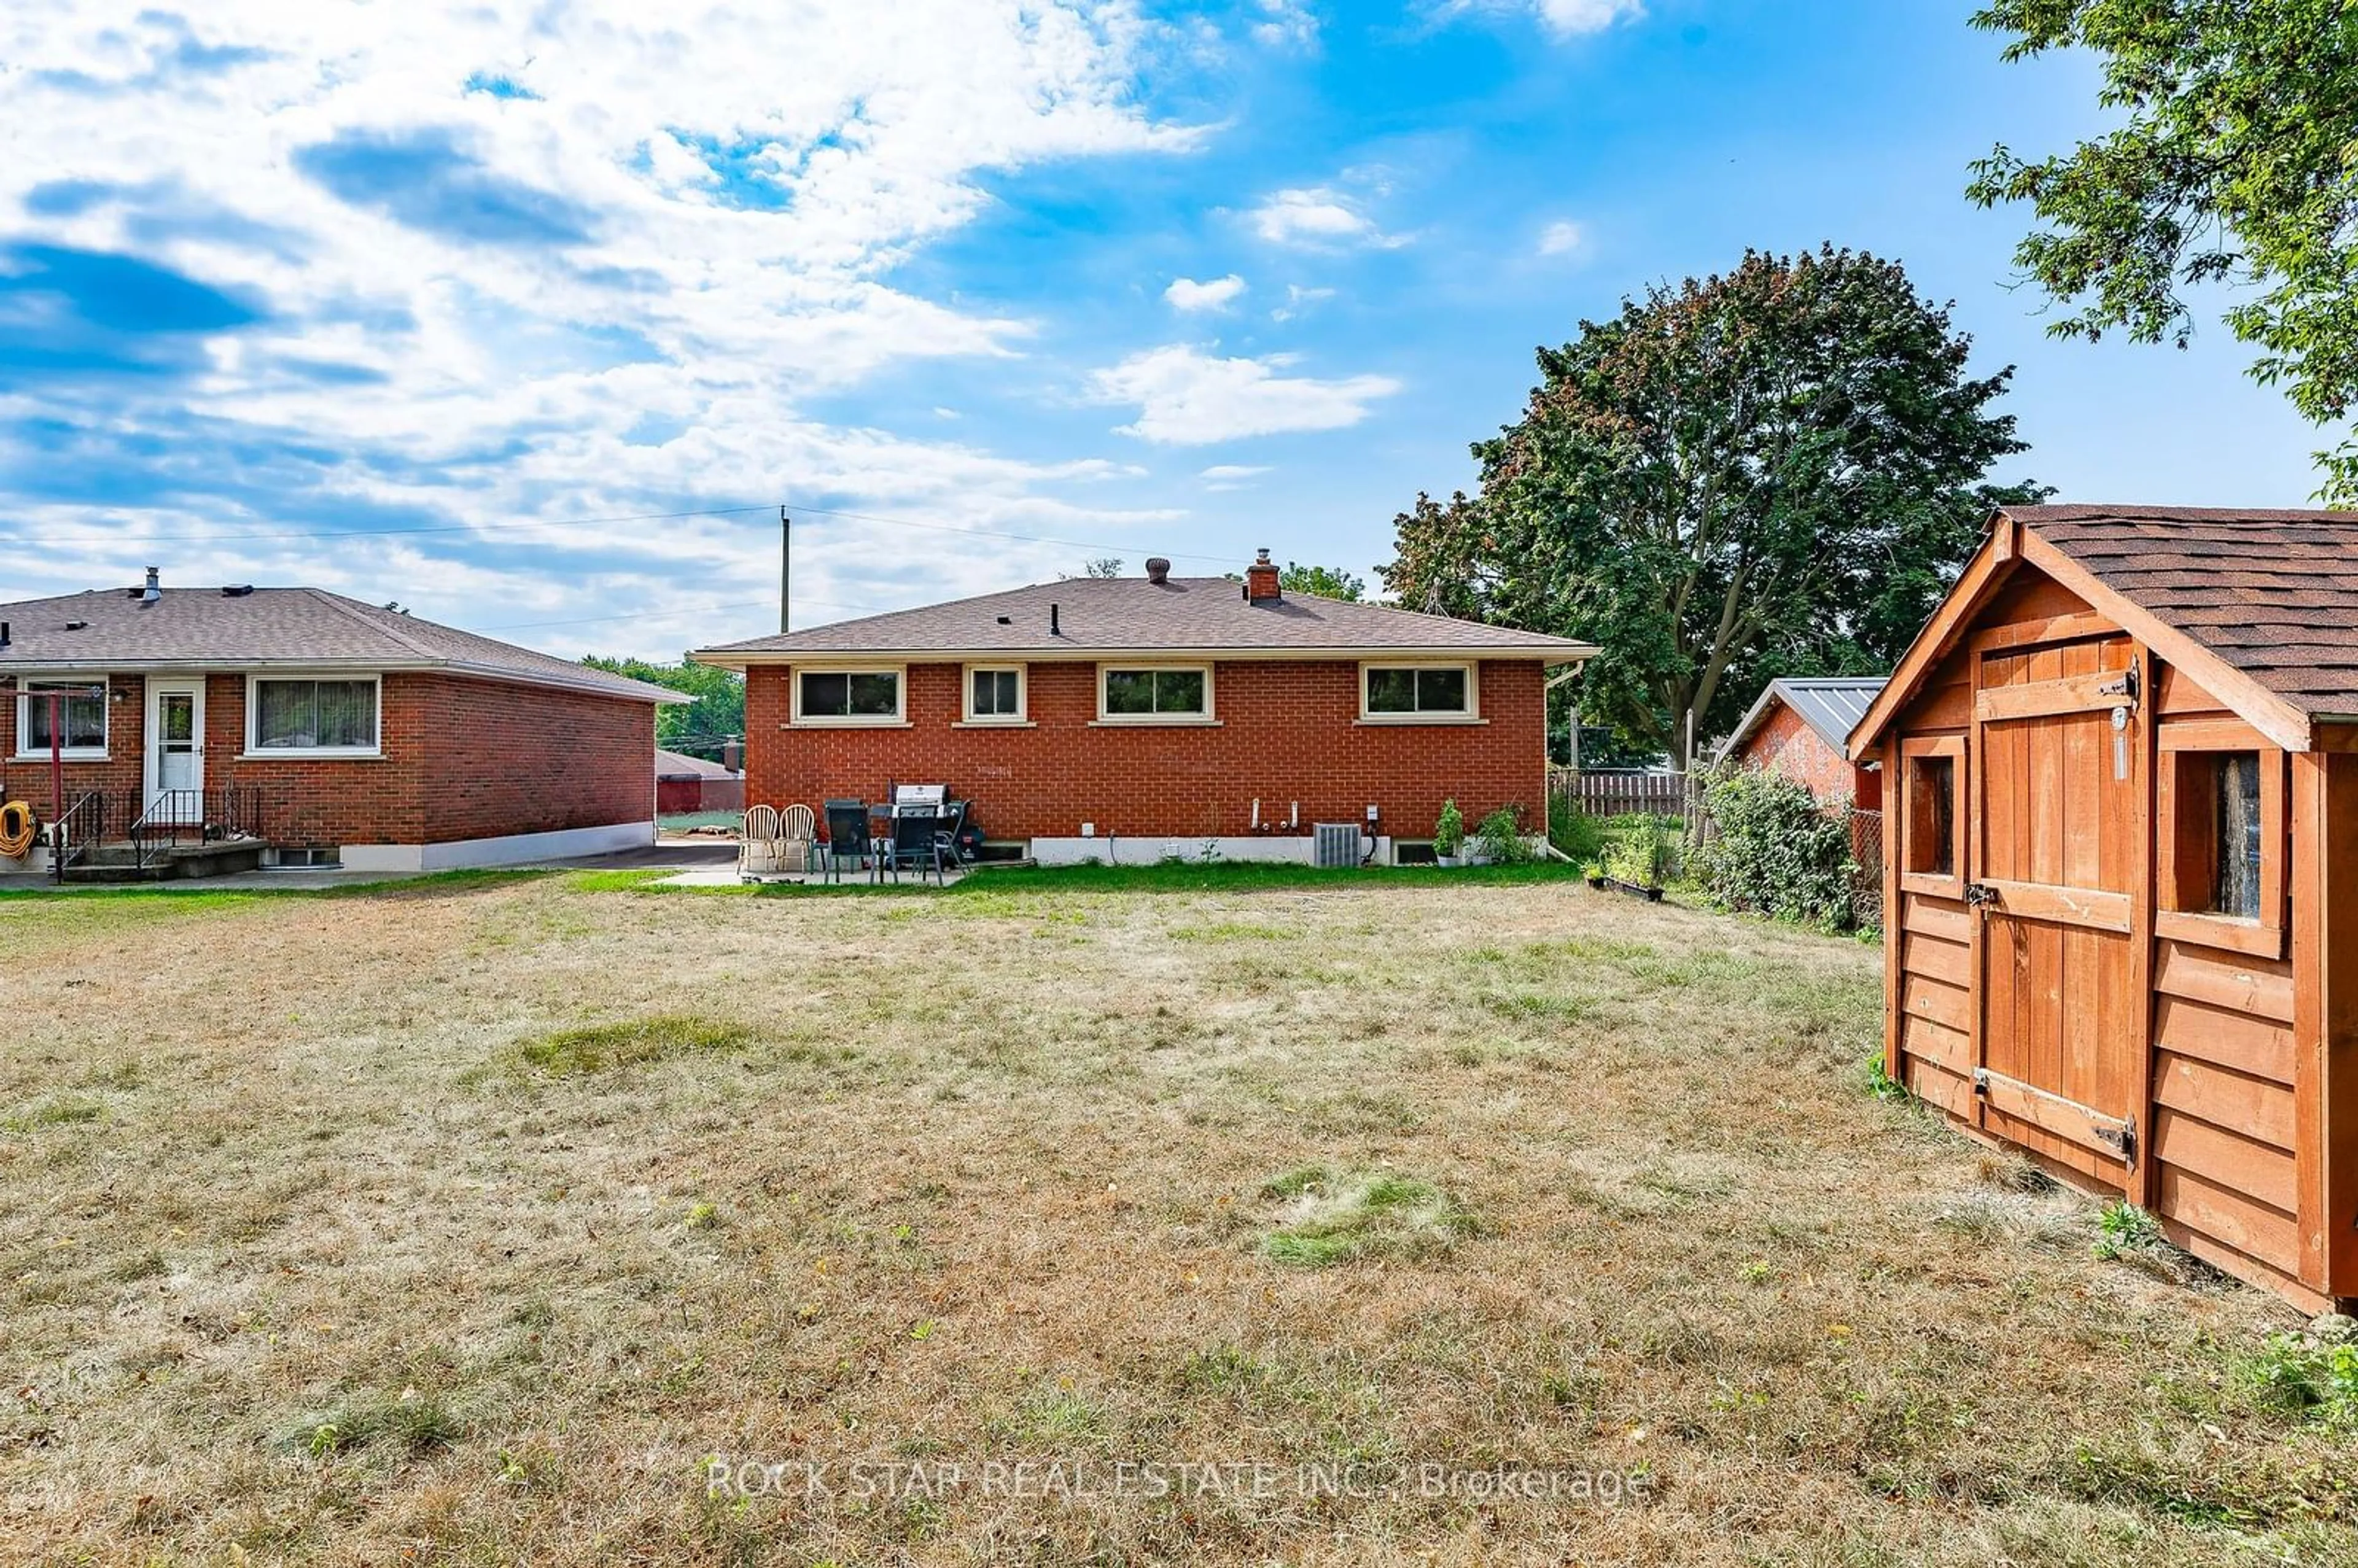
1145,557,1171,585
221,584,255,598
995,614,1011,624
64,619,87,631
141,566,160,605
1050,602,1062,637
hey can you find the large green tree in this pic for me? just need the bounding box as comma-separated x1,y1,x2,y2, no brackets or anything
1279,562,1366,600
1383,246,2039,767
1968,1,2358,497
582,653,744,758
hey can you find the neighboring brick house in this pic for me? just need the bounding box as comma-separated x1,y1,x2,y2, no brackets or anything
0,572,681,871
691,551,1596,863
655,748,745,815
1715,676,1886,810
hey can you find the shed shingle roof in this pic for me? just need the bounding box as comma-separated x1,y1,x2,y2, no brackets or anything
695,576,1596,662
2008,504,2358,721
0,586,683,704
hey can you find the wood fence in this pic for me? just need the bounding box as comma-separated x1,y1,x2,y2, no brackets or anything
1549,767,1692,821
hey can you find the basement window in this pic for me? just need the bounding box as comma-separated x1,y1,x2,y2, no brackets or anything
794,669,903,724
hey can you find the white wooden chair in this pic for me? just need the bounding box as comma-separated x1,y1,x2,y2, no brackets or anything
777,804,817,873
740,805,783,879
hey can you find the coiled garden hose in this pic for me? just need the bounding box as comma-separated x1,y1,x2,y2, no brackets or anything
0,800,37,860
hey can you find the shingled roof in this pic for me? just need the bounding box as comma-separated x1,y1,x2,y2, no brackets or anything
695,576,1596,664
0,585,683,704
2010,504,2358,721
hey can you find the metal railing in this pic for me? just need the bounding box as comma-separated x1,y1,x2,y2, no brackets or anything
50,791,108,885
129,786,266,871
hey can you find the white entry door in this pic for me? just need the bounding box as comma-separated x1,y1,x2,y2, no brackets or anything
145,680,204,823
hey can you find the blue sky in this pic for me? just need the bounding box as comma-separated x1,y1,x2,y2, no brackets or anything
0,1,2326,659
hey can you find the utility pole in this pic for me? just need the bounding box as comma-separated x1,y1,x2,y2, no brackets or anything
779,508,791,634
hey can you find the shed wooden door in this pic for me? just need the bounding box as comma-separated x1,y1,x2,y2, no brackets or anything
1972,635,2144,1182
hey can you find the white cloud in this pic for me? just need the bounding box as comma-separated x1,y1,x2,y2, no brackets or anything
1437,0,1644,38
1536,219,1584,257
1251,0,1320,49
1164,274,1247,311
1199,462,1271,491
1091,346,1399,444
1270,283,1337,322
1247,186,1402,249
0,1,1209,654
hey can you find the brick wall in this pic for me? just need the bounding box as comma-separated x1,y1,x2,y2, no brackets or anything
1732,701,1880,809
743,658,1547,844
1,672,655,847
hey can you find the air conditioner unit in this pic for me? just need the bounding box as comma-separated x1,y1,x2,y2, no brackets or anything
1313,822,1363,869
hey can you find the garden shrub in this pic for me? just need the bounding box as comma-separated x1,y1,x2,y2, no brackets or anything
1546,791,1605,863
1473,805,1536,864
1599,815,1676,888
1695,765,1858,929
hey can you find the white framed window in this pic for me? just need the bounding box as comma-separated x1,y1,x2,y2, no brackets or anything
14,676,109,759
792,666,905,726
1360,661,1478,722
962,664,1027,724
1096,664,1214,723
245,674,381,756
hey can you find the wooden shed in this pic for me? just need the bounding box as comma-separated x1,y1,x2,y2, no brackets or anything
1848,504,2357,1313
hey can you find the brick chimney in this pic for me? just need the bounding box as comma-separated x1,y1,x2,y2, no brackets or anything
1243,548,1281,604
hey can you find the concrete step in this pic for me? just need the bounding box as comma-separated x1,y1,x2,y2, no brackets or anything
60,837,268,883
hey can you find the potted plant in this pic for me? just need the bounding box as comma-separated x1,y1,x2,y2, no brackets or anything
1433,798,1465,867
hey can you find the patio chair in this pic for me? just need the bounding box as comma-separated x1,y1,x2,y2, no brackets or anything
778,804,817,873
739,804,783,880
882,809,948,885
822,800,874,884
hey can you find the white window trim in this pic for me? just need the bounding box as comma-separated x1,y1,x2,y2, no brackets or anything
12,675,111,761
788,664,909,728
959,662,1029,726
242,672,384,758
1094,662,1218,726
1357,660,1482,724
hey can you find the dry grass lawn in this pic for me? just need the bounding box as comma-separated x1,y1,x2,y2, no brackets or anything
1,868,2352,1566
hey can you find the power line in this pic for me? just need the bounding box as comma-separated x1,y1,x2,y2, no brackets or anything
0,495,1237,567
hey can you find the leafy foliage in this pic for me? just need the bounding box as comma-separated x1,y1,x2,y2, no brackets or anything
1433,798,1465,856
1968,1,2358,499
1600,815,1679,889
1472,805,1536,864
581,653,743,756
2238,1334,2358,1431
1383,247,2040,764
1695,765,1859,929
1546,791,1606,863
1278,561,1366,600
1071,557,1126,580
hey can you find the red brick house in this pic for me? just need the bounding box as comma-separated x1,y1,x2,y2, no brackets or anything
691,552,1596,864
0,573,681,872
1715,677,1887,809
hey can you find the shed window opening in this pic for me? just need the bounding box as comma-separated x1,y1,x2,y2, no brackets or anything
1366,666,1469,715
23,681,107,752
1905,754,1956,879
970,669,1021,718
800,670,900,719
1103,668,1206,716
252,678,377,750
2209,751,2263,919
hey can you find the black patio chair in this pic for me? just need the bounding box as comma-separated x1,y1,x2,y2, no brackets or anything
822,800,874,884
882,809,947,885
936,798,970,865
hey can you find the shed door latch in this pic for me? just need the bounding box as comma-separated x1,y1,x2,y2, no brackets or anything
1964,882,1999,908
